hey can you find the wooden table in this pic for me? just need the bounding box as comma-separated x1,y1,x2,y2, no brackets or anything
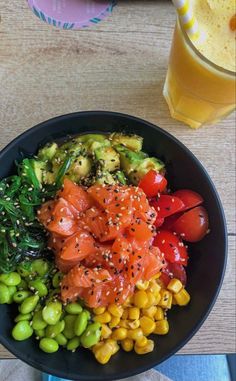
0,0,235,358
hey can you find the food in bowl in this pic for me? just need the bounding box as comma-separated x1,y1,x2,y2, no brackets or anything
0,132,209,364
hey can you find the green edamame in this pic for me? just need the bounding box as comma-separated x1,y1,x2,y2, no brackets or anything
17,262,33,278
65,302,82,315
0,283,10,304
63,315,77,339
7,286,17,304
52,272,63,288
66,337,80,351
14,313,32,323
80,323,101,348
45,320,65,338
12,321,33,341
39,338,59,353
32,310,47,330
35,329,45,339
20,295,39,314
55,333,67,346
42,301,62,325
0,272,21,286
17,279,28,290
74,311,88,336
29,279,48,297
32,259,49,277
84,310,91,320
13,291,31,304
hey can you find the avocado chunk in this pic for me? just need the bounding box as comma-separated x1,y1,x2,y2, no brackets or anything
66,156,92,182
129,157,165,185
95,170,116,185
110,133,143,152
114,145,148,175
31,160,48,184
113,170,127,185
76,134,111,154
38,142,58,161
95,146,120,172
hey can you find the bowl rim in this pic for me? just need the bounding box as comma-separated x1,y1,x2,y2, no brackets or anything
0,111,228,381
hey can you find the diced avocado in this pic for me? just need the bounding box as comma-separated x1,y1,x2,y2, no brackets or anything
110,133,143,152
77,134,108,144
72,134,111,154
32,160,48,184
95,146,120,172
95,171,116,185
113,170,127,185
114,145,148,175
38,142,58,161
66,156,92,182
129,157,165,185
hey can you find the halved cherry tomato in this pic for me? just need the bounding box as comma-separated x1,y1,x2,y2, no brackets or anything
160,262,187,286
153,230,188,265
172,206,209,242
172,189,203,212
138,170,167,197
161,213,182,230
154,217,165,228
151,195,185,219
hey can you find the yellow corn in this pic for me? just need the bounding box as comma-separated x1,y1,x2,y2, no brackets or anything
174,288,190,306
93,307,106,315
106,339,120,355
142,306,158,319
128,307,140,320
92,342,103,354
101,324,112,339
94,342,114,364
140,316,156,336
159,289,172,309
128,320,140,329
154,292,161,305
135,336,148,348
109,316,120,329
122,309,129,320
154,307,164,321
112,328,128,341
123,295,133,307
151,272,161,280
133,290,148,308
145,291,156,308
148,281,161,297
167,278,183,294
134,339,154,355
94,311,112,324
121,338,134,352
136,280,149,290
108,304,123,318
127,328,143,341
119,319,130,329
153,319,169,335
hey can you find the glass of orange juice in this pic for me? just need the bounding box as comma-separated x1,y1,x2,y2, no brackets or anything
163,3,236,129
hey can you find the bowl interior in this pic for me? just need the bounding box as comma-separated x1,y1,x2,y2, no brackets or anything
0,112,227,381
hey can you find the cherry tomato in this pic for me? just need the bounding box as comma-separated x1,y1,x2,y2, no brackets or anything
153,230,188,266
154,217,164,228
161,213,182,230
173,189,203,212
161,262,187,286
151,195,185,219
172,206,209,242
138,170,167,198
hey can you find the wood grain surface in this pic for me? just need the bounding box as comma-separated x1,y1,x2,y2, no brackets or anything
0,0,235,358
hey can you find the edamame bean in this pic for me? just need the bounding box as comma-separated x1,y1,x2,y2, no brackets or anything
80,323,101,348
13,291,31,304
0,272,21,286
52,272,63,288
63,315,76,339
7,286,17,304
35,329,45,339
12,321,33,341
66,337,80,351
14,313,32,323
55,333,67,346
20,295,39,314
74,311,88,337
17,279,28,290
0,283,10,304
32,310,47,330
32,259,49,277
17,262,33,278
65,302,82,315
45,320,65,338
42,301,62,325
29,279,48,297
39,338,59,353
84,310,91,320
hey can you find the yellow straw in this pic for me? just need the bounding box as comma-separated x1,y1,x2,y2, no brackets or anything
172,0,200,40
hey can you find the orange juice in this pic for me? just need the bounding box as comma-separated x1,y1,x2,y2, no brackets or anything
164,1,236,129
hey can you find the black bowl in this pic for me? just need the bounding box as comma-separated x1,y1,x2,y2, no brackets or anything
0,111,227,381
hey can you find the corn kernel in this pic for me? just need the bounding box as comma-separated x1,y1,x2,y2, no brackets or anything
94,311,112,324
134,339,154,355
151,272,161,280
108,304,124,318
92,341,103,354
109,316,120,329
112,328,128,341
148,281,161,297
128,307,140,320
133,290,148,308
123,295,133,307
135,336,148,348
142,306,158,319
93,307,106,315
167,278,183,294
154,292,161,305
119,319,130,329
174,288,190,306
128,320,140,329
136,280,149,290
159,290,172,309
127,328,143,341
121,338,134,352
153,319,169,335
122,309,129,320
145,291,156,308
140,316,156,336
106,339,120,355
94,342,114,364
154,307,164,321
101,324,112,339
